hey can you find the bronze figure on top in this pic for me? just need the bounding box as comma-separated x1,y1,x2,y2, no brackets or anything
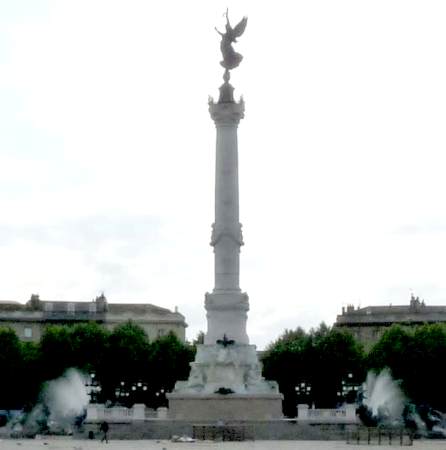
215,10,247,73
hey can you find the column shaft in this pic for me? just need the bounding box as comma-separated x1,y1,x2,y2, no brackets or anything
213,123,241,291
205,99,249,345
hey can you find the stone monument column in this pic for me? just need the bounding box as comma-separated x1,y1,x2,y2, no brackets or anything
205,98,249,345
167,13,283,420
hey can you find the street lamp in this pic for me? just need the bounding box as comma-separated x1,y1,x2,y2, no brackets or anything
295,381,312,405
123,381,150,404
340,373,360,404
86,372,102,403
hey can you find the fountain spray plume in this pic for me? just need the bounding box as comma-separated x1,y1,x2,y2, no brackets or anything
358,369,446,437
359,369,406,427
25,368,90,435
44,368,89,424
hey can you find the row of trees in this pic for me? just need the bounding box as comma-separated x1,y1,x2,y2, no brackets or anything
0,322,195,411
261,324,364,416
3,320,446,415
368,324,446,411
262,322,446,416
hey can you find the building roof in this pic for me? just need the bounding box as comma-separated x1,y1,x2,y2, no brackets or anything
335,295,446,327
0,294,187,327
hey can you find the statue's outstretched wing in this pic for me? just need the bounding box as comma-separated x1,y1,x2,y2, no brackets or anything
232,17,247,38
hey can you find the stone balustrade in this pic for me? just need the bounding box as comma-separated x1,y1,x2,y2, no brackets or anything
86,404,164,422
297,404,358,423
87,403,359,424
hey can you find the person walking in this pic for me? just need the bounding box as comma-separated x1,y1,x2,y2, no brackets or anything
100,420,109,443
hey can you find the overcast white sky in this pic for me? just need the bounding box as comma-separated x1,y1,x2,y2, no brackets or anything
1,1,446,349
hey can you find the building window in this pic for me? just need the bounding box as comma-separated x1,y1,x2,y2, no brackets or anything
67,303,75,314
157,329,166,338
44,302,53,312
89,303,97,313
24,327,33,338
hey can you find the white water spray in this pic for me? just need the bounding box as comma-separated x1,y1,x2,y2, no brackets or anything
25,368,90,434
362,369,405,424
43,368,89,423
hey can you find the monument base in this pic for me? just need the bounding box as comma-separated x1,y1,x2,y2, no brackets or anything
167,343,283,420
169,343,280,395
167,393,283,420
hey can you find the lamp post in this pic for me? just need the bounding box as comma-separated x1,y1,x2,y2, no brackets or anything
128,381,149,404
86,372,102,403
295,381,312,406
339,372,360,404
114,380,131,405
155,388,167,408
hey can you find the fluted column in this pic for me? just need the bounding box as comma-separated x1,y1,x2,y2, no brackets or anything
204,97,249,345
210,100,244,291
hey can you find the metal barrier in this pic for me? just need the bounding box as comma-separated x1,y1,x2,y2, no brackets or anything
192,424,252,441
347,426,413,446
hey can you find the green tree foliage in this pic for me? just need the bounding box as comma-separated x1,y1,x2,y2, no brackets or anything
70,322,109,374
311,328,365,408
367,325,413,380
100,322,195,406
193,330,205,346
410,324,446,409
100,321,150,400
18,341,42,411
262,327,312,417
149,332,195,393
0,329,41,409
36,322,110,399
0,327,22,409
39,325,74,380
0,321,194,409
367,323,446,411
262,324,365,416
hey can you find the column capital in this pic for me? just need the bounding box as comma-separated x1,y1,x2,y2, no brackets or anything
209,98,245,125
210,222,244,247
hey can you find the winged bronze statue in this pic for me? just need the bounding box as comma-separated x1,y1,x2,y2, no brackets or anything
215,10,248,71
216,333,235,347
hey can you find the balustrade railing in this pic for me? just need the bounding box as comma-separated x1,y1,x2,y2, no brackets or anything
297,404,358,423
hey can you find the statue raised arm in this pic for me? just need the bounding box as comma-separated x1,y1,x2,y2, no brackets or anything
215,10,248,71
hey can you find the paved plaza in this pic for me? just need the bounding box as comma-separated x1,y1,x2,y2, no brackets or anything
0,439,445,450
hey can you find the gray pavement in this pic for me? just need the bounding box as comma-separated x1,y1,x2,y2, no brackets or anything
0,439,445,450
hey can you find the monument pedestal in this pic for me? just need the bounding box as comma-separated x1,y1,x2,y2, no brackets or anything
167,343,283,420
167,393,283,421
204,290,249,345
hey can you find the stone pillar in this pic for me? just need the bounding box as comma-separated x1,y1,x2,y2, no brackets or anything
132,403,145,420
297,404,309,420
86,404,98,421
204,99,249,345
157,407,168,419
345,404,357,421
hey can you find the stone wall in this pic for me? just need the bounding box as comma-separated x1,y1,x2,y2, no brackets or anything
297,404,358,423
77,419,357,441
167,394,283,421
